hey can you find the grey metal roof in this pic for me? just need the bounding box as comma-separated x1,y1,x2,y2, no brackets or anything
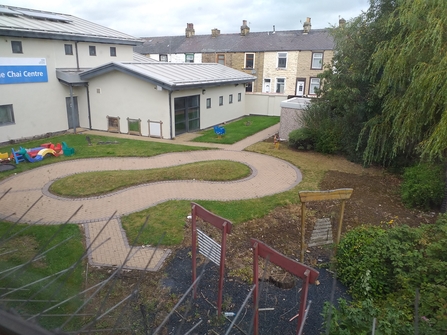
133,52,158,62
79,62,255,91
0,5,143,45
136,29,334,54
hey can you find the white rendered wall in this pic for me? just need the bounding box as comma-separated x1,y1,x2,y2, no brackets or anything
87,71,171,138
0,36,136,143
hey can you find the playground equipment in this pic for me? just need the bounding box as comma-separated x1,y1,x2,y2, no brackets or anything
213,125,226,138
10,142,70,164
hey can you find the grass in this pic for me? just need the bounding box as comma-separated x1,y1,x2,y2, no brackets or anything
0,133,210,181
0,222,85,330
50,160,251,197
191,115,280,144
120,142,371,246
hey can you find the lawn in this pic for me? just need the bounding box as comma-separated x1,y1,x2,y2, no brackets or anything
121,142,372,246
50,160,251,197
191,115,279,144
0,133,210,181
0,222,85,330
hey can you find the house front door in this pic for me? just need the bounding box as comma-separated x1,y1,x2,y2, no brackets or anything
263,79,271,93
296,80,305,97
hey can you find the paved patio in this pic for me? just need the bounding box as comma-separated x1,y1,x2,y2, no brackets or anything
0,124,302,271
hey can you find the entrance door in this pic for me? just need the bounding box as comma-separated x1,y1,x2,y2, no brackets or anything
296,79,305,97
263,79,271,93
65,96,80,129
174,95,200,136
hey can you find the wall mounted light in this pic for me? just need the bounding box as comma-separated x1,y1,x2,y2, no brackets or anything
202,89,206,95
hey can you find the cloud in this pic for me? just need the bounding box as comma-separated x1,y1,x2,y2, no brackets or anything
6,0,370,37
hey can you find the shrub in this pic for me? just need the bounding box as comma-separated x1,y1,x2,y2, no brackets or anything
400,163,444,210
331,217,447,334
288,128,314,150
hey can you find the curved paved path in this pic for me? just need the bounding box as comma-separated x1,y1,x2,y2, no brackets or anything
0,125,302,271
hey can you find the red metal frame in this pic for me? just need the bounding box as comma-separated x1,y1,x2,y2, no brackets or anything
251,238,319,335
191,202,232,316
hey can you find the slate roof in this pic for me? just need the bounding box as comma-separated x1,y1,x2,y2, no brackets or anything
135,29,334,54
0,5,142,45
79,62,255,90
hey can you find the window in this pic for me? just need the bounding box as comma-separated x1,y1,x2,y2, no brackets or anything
219,96,223,106
276,78,285,94
185,53,194,63
277,52,287,69
89,46,96,56
110,47,116,57
229,94,233,104
245,82,253,92
64,44,73,55
206,98,211,108
311,52,323,69
11,41,22,54
245,53,254,69
217,54,225,65
159,54,168,62
309,78,321,95
238,93,242,101
0,105,15,126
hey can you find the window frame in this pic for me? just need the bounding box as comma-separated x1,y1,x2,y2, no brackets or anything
185,53,194,63
206,98,211,109
229,94,233,104
11,41,23,54
219,96,223,106
0,104,15,126
64,44,73,55
238,93,242,101
159,54,168,62
277,52,287,69
245,53,255,69
110,47,117,57
311,52,323,70
276,78,285,94
89,45,96,56
309,77,321,95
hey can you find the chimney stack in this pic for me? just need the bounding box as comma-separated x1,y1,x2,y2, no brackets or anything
211,28,220,37
339,18,346,27
185,23,195,38
240,20,250,36
303,17,311,34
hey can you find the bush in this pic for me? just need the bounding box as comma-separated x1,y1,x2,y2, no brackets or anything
401,163,444,210
330,217,447,334
288,128,314,150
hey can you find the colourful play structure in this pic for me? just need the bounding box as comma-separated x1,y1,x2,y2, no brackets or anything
213,125,226,138
10,141,75,164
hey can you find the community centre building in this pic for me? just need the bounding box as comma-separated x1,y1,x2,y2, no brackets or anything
0,5,255,143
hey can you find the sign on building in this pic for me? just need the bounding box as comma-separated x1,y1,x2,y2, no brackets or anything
0,58,48,85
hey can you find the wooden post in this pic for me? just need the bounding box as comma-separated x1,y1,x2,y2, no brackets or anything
252,242,259,335
336,200,346,245
191,204,197,298
300,202,306,263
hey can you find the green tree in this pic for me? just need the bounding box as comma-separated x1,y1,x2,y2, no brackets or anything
300,0,397,162
362,0,447,163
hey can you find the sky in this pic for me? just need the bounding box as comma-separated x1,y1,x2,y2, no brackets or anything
5,0,370,37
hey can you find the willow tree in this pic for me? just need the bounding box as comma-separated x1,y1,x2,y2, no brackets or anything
362,0,447,165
